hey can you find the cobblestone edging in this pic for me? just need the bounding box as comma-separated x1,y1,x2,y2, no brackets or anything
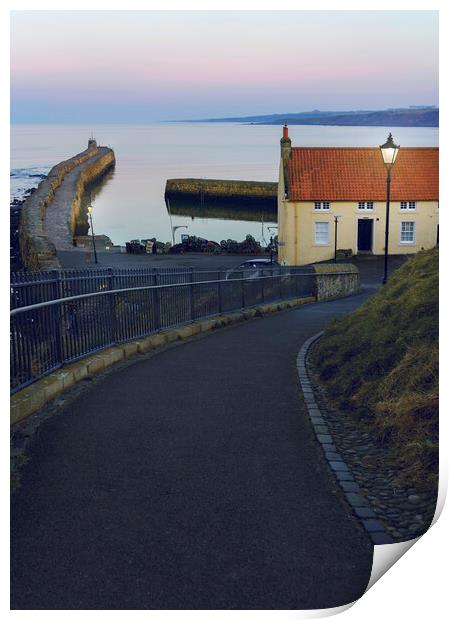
298,333,437,545
297,333,394,545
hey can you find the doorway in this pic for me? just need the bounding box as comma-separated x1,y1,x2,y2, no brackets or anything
357,219,373,252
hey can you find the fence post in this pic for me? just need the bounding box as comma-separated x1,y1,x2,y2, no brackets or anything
190,268,195,321
11,272,17,309
241,273,245,309
51,269,62,300
52,302,63,367
153,270,161,330
107,268,116,343
51,271,64,363
218,272,223,315
110,292,117,344
108,267,115,290
261,272,265,304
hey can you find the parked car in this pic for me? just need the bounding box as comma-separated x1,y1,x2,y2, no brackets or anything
225,258,281,280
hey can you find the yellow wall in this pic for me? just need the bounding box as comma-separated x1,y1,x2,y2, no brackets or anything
278,198,439,265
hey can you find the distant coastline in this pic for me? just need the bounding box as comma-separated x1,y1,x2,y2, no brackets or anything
181,107,439,128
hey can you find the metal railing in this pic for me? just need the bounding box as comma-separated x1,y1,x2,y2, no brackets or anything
10,267,208,309
10,265,316,308
10,269,317,393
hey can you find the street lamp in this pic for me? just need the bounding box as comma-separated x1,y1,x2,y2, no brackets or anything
87,206,98,265
268,226,278,264
379,133,400,284
333,215,342,263
172,225,188,245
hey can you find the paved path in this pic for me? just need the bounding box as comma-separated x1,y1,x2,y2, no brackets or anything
11,293,375,610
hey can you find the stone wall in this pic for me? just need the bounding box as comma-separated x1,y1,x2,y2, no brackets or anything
19,144,115,270
312,263,360,301
69,149,116,236
165,178,278,202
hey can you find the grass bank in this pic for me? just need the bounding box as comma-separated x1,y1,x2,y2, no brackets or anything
313,248,438,492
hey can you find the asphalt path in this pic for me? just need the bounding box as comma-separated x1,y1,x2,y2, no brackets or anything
11,292,375,610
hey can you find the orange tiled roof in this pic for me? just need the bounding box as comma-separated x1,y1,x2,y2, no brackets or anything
287,147,438,201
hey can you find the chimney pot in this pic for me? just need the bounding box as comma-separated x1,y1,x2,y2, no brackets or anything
283,125,289,139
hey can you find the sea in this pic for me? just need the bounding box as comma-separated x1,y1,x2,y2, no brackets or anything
10,123,438,247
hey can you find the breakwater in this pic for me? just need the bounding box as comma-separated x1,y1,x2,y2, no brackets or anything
168,195,277,223
165,178,278,204
19,141,115,270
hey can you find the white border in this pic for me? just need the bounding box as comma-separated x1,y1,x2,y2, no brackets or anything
3,3,446,619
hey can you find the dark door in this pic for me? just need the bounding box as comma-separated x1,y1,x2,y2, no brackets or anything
357,219,373,252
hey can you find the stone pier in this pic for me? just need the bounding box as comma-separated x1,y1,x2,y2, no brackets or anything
19,140,115,270
165,178,278,203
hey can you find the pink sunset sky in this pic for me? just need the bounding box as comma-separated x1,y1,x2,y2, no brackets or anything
10,10,438,122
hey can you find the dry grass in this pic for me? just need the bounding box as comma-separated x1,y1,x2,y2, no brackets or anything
313,248,438,492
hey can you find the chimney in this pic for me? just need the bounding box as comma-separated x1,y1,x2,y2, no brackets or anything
280,124,292,161
280,125,291,197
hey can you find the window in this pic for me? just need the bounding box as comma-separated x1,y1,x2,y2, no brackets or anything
358,201,374,210
400,221,416,244
400,201,416,210
315,222,330,245
314,201,330,211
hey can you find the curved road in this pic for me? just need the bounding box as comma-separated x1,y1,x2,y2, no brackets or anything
11,293,375,610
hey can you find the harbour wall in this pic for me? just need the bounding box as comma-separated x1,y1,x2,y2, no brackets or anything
165,178,278,203
19,143,115,271
312,263,361,301
69,150,116,237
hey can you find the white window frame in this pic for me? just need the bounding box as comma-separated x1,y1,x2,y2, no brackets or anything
314,201,331,211
400,221,416,244
358,201,374,211
315,221,330,245
400,201,417,211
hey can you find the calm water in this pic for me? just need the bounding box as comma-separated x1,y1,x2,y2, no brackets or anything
11,123,438,246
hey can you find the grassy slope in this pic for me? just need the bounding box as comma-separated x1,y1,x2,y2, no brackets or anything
313,248,438,491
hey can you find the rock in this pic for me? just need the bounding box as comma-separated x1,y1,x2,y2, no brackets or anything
408,494,421,504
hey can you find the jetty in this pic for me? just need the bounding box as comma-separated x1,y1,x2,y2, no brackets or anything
19,139,115,270
165,178,278,204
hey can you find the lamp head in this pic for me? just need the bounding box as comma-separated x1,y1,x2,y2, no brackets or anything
380,133,400,166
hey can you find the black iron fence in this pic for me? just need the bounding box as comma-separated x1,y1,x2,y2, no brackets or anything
11,269,316,393
10,267,206,309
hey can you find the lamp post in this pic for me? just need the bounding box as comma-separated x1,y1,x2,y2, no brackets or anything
334,215,342,263
268,226,278,263
87,206,98,265
172,225,188,245
379,133,400,284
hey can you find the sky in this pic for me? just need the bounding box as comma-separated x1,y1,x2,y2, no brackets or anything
10,10,438,123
